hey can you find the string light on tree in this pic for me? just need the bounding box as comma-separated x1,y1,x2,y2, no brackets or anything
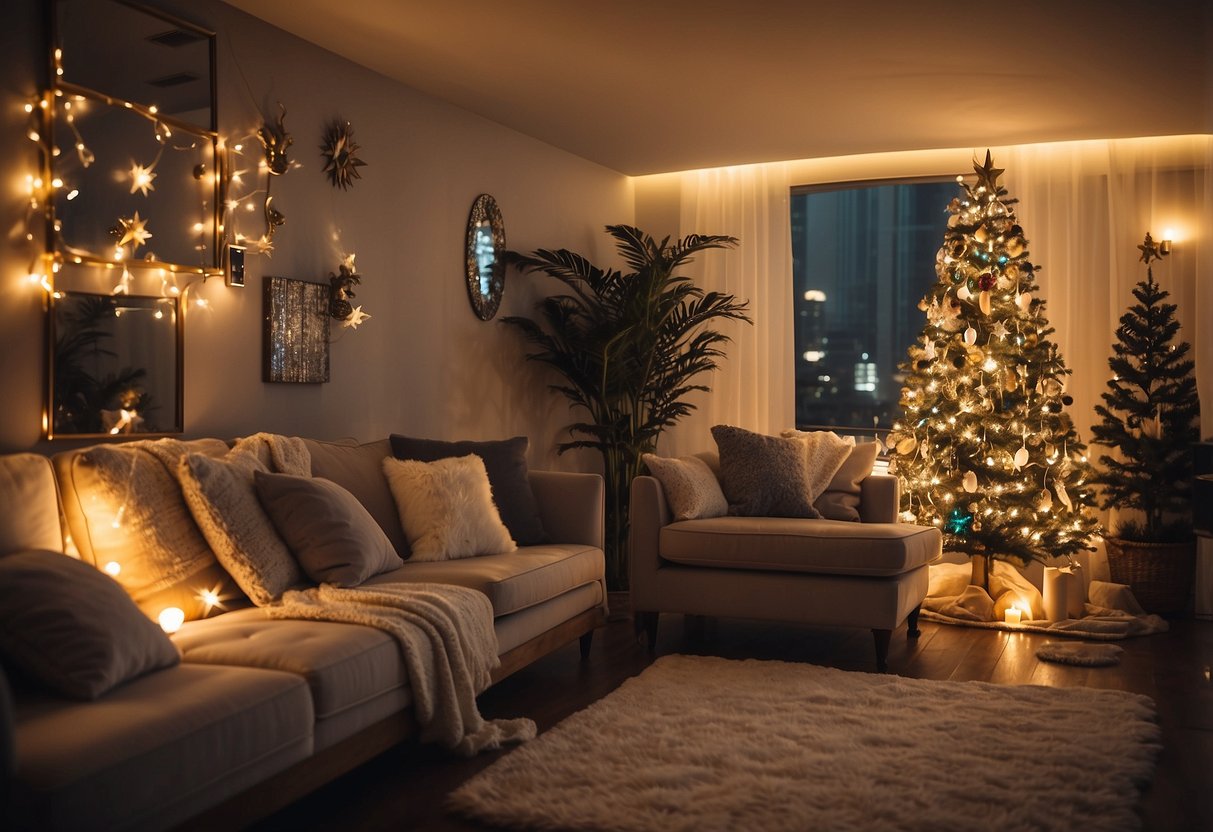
887,151,1099,581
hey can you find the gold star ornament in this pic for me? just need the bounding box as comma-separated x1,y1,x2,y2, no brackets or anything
116,211,153,252
128,162,156,196
1137,232,1162,265
342,306,370,329
973,150,1004,192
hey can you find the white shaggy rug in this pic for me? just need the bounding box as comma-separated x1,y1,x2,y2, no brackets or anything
449,654,1160,832
1036,641,1125,667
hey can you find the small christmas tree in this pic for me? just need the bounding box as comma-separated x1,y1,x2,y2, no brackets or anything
1090,234,1200,541
888,152,1100,577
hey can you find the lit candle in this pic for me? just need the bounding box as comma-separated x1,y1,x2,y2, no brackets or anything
1004,606,1023,625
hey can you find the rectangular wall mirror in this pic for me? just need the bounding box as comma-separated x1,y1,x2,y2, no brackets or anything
49,0,220,274
49,290,183,438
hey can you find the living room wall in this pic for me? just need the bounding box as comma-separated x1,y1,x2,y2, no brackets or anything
0,0,633,469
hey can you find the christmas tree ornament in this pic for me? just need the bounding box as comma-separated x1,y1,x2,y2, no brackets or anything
964,327,977,345
963,471,978,493
979,291,992,315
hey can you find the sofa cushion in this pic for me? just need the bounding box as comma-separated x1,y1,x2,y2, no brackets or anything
11,662,311,831
365,544,604,617
173,608,409,722
179,448,305,606
303,438,411,557
0,453,62,555
659,517,941,577
815,441,880,521
780,429,855,502
711,425,818,518
0,550,180,700
641,453,727,521
255,471,403,586
389,434,548,545
52,438,242,619
382,455,516,561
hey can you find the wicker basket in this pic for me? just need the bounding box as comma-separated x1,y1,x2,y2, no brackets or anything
1104,537,1196,615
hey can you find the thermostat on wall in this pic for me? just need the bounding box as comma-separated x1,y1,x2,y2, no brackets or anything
226,244,247,288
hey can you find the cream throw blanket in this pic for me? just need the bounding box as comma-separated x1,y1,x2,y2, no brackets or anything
269,582,536,755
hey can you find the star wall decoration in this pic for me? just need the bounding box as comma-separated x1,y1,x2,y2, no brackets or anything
320,119,367,190
128,162,156,196
115,211,152,251
342,306,370,329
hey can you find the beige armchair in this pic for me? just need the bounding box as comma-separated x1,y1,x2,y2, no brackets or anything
629,473,941,671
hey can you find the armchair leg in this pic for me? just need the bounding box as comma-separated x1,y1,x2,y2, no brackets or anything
907,605,922,639
638,612,659,652
579,631,593,660
872,628,891,673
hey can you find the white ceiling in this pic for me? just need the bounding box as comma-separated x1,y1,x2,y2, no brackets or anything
225,0,1211,176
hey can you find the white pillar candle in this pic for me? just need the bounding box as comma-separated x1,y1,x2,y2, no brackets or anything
1043,566,1068,622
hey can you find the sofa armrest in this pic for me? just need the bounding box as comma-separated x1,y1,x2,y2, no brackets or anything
629,476,673,609
528,471,604,549
859,474,899,524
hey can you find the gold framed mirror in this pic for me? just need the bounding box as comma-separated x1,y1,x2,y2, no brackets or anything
49,290,183,438
47,0,221,276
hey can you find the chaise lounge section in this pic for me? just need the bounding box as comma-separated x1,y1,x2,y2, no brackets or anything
629,469,941,671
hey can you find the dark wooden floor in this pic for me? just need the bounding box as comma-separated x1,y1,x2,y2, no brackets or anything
253,613,1213,831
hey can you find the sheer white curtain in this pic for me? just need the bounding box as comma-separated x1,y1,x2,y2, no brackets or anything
656,162,794,457
1002,135,1213,613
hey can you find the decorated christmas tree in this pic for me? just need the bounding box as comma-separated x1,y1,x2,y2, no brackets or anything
888,152,1100,576
1090,233,1200,541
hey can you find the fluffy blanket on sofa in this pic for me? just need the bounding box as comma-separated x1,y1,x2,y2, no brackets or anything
270,582,536,755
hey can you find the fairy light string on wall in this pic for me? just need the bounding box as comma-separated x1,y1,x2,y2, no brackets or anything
26,43,225,307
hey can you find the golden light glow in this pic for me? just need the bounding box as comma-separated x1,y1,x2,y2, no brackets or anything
158,607,185,634
103,561,121,576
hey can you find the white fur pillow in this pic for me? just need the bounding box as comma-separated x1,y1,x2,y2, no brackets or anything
382,454,517,561
641,453,728,521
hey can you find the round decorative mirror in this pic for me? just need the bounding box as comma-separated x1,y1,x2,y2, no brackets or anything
465,194,506,320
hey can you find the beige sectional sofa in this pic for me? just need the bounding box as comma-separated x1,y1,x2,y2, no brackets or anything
0,437,607,831
629,471,941,671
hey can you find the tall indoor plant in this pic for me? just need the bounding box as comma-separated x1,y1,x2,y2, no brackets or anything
504,225,750,590
1090,233,1201,613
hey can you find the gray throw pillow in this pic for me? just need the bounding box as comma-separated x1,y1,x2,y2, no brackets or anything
254,471,404,586
0,550,179,700
710,425,819,518
389,434,548,545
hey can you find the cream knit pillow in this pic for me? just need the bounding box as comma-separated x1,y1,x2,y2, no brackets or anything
178,449,304,606
382,454,516,561
641,454,728,521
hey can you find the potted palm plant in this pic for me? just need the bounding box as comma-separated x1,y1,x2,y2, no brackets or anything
1090,233,1201,614
503,225,750,591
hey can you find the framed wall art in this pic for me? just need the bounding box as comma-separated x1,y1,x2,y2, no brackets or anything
262,276,329,383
